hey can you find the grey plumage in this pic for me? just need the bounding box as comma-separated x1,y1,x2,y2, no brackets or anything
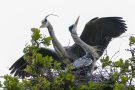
9,16,127,78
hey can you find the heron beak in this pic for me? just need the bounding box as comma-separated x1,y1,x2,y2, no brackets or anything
74,16,80,27
39,24,46,28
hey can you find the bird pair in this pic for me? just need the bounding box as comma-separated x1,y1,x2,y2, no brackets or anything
9,15,127,78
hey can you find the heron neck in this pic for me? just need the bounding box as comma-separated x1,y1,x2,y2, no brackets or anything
47,22,69,60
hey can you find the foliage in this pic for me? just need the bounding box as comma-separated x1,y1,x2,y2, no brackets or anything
0,81,2,87
1,28,135,90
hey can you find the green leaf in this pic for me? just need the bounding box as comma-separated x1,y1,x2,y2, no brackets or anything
54,76,64,86
54,61,61,70
114,59,124,67
0,81,2,87
114,83,126,90
38,77,50,90
111,72,119,82
43,37,53,46
132,72,135,78
31,28,41,41
3,75,22,90
22,79,32,88
35,53,43,63
122,60,129,72
129,36,135,44
120,75,128,84
65,73,74,82
42,55,53,67
25,65,34,74
88,81,94,89
100,56,111,68
79,85,88,90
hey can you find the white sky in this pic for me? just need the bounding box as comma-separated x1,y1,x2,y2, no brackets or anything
0,0,135,76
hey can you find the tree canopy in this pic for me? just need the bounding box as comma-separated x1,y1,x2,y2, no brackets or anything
0,27,135,90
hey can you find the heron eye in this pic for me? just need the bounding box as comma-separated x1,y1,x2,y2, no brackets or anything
69,25,74,32
45,19,47,22
42,18,47,24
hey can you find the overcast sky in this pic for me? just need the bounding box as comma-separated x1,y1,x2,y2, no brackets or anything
0,0,135,76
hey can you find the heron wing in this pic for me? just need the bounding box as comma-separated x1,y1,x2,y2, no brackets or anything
9,47,59,78
69,17,127,58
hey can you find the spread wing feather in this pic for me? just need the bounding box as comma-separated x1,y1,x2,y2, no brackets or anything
70,17,127,58
9,48,59,78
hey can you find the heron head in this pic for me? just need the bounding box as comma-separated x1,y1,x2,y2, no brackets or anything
40,14,59,28
40,18,49,28
69,16,80,33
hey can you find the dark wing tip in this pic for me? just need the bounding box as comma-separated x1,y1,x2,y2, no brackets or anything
9,56,27,78
99,17,127,38
9,56,25,70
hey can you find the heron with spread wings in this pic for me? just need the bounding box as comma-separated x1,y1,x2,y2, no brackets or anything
9,15,127,78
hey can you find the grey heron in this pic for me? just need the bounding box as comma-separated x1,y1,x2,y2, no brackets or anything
9,15,127,78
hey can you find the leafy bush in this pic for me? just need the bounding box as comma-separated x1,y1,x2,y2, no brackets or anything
1,28,135,90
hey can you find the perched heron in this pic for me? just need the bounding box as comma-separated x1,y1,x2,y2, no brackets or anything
69,17,99,71
9,15,127,78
